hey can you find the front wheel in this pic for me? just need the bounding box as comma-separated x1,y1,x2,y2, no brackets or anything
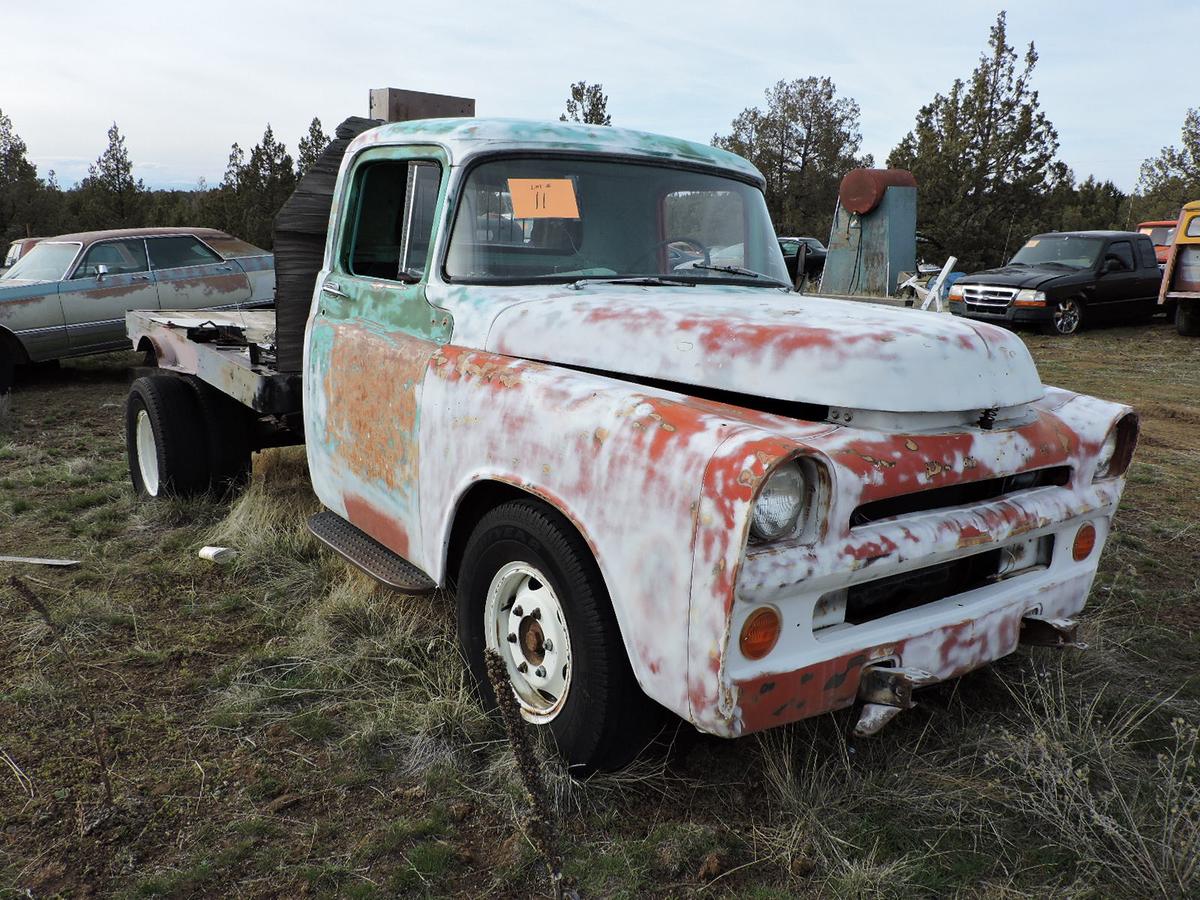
456,499,660,772
1042,297,1084,335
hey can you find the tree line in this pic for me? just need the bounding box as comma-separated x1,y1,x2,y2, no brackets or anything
714,12,1199,270
0,116,329,251
3,16,1200,269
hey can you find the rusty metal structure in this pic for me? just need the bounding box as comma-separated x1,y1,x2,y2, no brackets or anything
821,168,918,297
126,118,1138,758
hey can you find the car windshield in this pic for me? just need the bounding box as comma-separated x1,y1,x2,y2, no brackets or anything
444,156,789,286
1009,235,1104,269
1140,226,1176,246
801,238,825,250
0,241,80,282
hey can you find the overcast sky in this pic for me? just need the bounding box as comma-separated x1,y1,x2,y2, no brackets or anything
3,0,1194,193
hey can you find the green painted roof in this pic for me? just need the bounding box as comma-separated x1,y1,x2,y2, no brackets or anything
351,117,763,184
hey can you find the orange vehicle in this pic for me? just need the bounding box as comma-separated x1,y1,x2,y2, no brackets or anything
1159,201,1200,335
1137,219,1178,266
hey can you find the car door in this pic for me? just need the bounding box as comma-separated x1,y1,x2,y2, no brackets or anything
58,238,160,352
148,235,252,311
305,148,448,567
1093,239,1140,319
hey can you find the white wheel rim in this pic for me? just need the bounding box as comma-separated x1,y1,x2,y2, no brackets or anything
484,561,573,723
135,408,160,496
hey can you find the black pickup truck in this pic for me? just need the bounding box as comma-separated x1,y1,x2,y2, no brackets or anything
948,231,1163,335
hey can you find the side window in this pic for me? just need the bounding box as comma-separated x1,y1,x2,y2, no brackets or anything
1137,238,1158,269
74,239,148,278
663,190,745,268
1187,217,1200,238
343,160,441,280
1106,241,1135,271
148,236,221,270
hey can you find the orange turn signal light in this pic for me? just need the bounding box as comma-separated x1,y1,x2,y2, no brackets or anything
740,607,782,660
1072,522,1097,562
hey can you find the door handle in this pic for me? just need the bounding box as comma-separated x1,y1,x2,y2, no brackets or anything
133,274,150,281
321,281,349,299
217,265,233,272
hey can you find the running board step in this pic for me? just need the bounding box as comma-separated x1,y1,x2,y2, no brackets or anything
308,511,436,594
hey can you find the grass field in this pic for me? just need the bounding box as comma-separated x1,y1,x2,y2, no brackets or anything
1,320,1198,898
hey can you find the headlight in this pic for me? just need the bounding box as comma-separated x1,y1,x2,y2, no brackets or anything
1014,289,1046,307
1094,413,1138,480
750,464,806,542
948,283,965,301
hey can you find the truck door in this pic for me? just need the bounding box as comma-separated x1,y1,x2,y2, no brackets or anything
148,235,252,311
1093,239,1140,319
305,147,450,568
59,238,160,352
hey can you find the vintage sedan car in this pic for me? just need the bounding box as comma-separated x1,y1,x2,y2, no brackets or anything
0,227,273,390
1,237,43,275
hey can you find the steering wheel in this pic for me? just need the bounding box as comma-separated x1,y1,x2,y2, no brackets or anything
627,237,711,274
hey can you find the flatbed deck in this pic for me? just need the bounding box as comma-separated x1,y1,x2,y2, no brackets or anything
126,308,301,416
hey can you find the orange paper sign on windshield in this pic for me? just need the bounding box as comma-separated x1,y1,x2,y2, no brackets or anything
508,178,580,219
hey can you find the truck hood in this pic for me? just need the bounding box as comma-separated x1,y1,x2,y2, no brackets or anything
480,286,1044,414
958,265,1080,291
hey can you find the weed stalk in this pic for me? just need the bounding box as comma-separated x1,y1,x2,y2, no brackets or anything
10,575,115,808
485,648,565,900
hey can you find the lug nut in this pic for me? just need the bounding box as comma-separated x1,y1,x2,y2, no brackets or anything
513,605,523,617
517,662,528,673
544,639,554,652
506,633,517,643
535,666,546,678
530,608,541,620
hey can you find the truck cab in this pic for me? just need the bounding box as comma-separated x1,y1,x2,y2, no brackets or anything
125,119,1138,771
948,231,1163,335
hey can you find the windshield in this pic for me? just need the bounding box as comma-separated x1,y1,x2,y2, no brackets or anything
0,241,80,282
1009,235,1104,269
444,157,789,286
801,238,825,251
1139,226,1176,246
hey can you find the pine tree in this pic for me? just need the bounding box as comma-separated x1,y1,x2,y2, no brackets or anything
0,109,49,240
560,82,612,126
713,77,870,238
888,12,1062,269
296,118,330,179
1135,108,1200,222
76,122,146,229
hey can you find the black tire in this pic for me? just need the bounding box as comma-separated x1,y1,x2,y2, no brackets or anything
0,354,13,398
1178,302,1200,337
181,375,253,494
125,375,210,498
1041,297,1085,335
0,333,26,397
457,499,661,773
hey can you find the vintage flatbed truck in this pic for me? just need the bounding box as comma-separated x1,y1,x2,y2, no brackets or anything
124,117,1138,771
1161,200,1200,336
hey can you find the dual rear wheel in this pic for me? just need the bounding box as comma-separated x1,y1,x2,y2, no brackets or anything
125,373,252,499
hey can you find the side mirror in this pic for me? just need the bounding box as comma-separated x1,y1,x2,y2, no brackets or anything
95,264,109,279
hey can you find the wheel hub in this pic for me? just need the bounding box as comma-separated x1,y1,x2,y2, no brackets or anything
485,562,572,723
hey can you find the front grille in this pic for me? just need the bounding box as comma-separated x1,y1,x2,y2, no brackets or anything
843,550,1002,624
962,284,1017,313
850,466,1071,528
